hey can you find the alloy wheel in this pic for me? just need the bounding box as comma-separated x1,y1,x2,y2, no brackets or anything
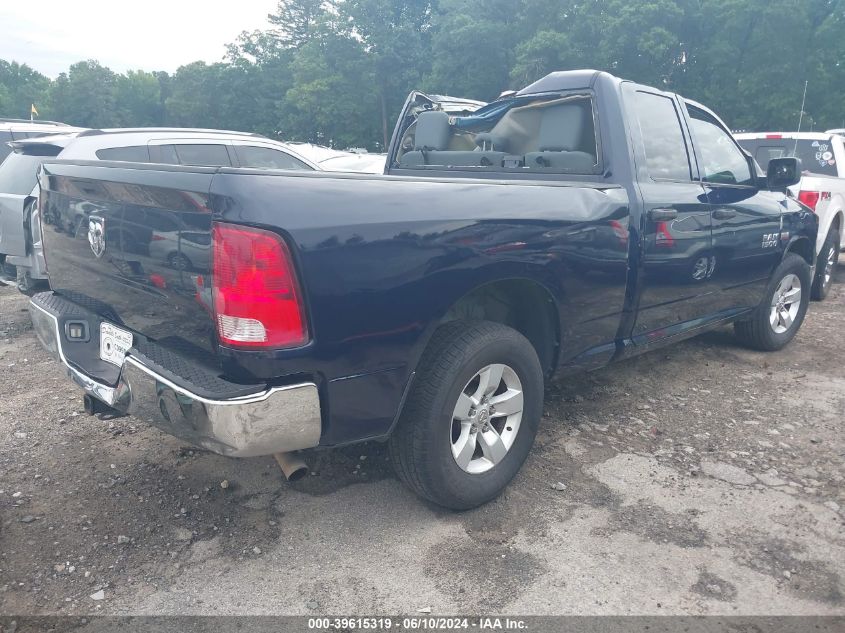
450,363,524,474
770,273,801,334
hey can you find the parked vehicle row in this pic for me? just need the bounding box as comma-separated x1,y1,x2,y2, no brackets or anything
0,127,330,291
24,69,819,509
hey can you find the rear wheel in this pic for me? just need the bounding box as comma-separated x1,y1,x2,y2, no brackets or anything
167,252,192,271
734,253,810,351
388,320,544,510
811,227,839,300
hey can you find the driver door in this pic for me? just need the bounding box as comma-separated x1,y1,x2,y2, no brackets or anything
684,103,784,312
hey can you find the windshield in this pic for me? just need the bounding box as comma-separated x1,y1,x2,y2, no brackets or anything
737,137,838,177
0,152,51,196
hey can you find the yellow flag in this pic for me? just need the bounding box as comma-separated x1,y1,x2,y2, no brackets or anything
31,103,38,117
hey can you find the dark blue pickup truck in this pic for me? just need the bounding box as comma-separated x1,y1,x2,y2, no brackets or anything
31,70,816,509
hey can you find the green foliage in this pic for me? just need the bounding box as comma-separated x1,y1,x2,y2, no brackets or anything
3,0,845,146
115,70,162,127
281,34,379,146
48,61,120,127
0,60,50,119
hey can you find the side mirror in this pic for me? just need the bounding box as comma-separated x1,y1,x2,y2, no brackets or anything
767,157,802,191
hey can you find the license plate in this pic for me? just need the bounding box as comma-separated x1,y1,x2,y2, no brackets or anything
99,322,133,367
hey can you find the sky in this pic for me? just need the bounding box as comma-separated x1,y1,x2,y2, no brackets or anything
0,0,277,77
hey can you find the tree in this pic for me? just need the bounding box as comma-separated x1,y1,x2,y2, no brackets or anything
115,70,163,126
339,0,437,146
281,32,380,147
5,0,845,140
48,60,119,128
0,60,50,119
268,0,334,49
427,0,532,100
165,62,223,128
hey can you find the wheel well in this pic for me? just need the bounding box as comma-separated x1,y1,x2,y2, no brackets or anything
833,212,843,245
441,279,560,377
786,237,814,266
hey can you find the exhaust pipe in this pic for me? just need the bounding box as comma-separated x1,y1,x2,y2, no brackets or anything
274,452,308,481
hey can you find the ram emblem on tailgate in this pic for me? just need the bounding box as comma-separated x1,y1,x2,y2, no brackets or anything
88,216,106,259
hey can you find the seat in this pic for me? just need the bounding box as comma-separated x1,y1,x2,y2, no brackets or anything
399,111,450,167
399,112,506,168
524,104,596,172
472,132,507,167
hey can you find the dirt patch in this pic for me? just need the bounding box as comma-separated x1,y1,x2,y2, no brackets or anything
597,503,709,548
731,532,843,605
423,538,545,612
692,570,738,602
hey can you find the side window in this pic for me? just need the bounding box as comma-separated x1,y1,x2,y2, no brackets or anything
142,209,177,232
632,91,692,181
234,145,312,170
687,105,753,186
151,144,180,165
96,145,150,162
173,144,231,167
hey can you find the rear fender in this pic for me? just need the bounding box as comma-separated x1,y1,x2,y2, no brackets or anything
404,266,564,383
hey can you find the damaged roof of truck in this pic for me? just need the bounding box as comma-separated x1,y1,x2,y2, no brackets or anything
517,69,606,95
406,70,611,125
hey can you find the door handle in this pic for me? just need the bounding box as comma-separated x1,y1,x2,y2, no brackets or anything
649,208,678,221
712,208,736,220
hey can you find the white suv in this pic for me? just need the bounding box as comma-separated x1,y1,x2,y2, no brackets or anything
0,119,77,163
1,128,319,292
736,132,845,299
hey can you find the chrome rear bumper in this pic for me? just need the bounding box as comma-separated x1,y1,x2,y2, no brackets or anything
29,296,321,457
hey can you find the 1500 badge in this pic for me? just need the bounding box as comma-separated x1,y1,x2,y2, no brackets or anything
762,233,779,248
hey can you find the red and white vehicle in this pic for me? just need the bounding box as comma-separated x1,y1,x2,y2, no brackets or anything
736,131,845,299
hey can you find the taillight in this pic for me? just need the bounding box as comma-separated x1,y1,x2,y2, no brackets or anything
655,221,674,248
798,190,820,211
212,222,308,348
150,234,167,241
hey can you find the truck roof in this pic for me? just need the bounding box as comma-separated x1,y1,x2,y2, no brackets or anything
518,69,607,95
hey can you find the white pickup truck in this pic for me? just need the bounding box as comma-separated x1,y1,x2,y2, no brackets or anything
736,131,845,299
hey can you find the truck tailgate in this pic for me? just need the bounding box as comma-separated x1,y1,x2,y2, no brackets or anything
39,162,221,369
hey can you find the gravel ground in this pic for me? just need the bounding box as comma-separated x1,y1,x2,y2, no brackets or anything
0,275,843,617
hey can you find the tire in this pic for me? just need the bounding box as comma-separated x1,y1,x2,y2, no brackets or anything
168,252,192,271
388,320,544,510
811,227,839,301
734,253,811,351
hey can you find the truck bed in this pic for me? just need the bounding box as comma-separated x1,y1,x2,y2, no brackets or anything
38,160,631,443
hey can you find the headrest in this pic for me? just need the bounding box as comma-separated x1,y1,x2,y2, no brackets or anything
538,104,587,152
414,111,451,151
475,132,508,152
